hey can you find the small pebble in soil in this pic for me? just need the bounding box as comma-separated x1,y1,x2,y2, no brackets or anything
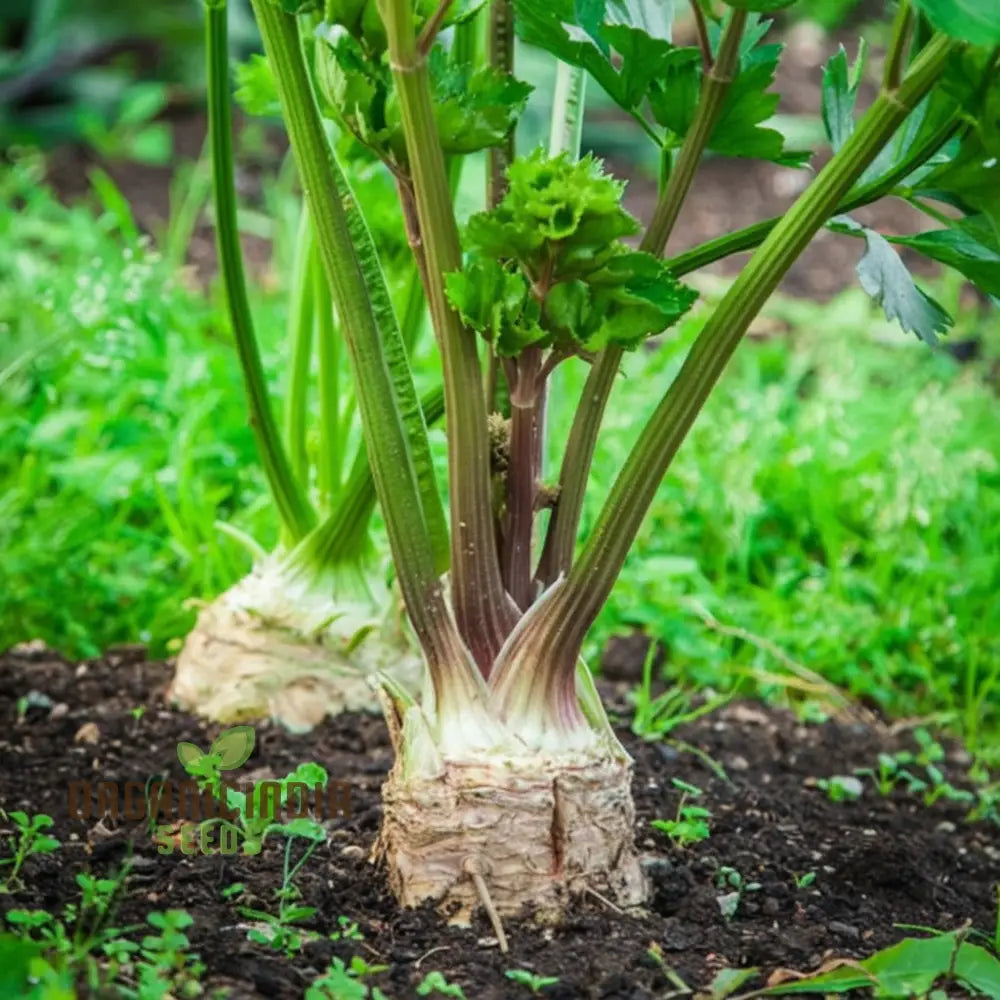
74,721,100,743
828,921,861,940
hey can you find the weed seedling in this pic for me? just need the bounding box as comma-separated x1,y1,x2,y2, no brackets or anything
505,969,560,993
966,780,1000,825
4,864,137,992
645,942,690,993
751,927,1000,996
816,775,863,803
416,971,467,998
920,764,975,808
307,956,390,1000
855,753,922,797
652,779,711,848
237,812,326,956
793,872,817,890
0,811,60,891
631,643,730,741
329,915,363,941
132,910,206,999
715,866,762,921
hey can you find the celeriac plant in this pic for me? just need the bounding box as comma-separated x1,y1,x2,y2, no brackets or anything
213,0,999,923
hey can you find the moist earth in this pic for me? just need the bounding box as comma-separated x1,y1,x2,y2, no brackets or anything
1,646,996,999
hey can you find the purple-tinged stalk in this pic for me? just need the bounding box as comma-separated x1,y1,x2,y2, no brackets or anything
378,0,520,673
246,0,512,761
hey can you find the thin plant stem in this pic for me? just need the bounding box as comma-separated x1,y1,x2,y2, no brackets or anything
205,0,314,542
313,234,342,502
665,117,966,277
688,0,712,71
487,0,515,208
534,351,617,586
293,386,446,568
502,349,542,609
643,9,747,256
883,0,913,90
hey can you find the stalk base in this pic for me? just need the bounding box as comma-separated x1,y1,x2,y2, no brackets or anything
376,755,647,922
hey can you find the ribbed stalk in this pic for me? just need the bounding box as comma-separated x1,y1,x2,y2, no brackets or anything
379,0,519,672
313,233,342,502
667,111,965,278
284,206,314,487
534,350,617,586
295,386,447,567
503,349,542,609
487,0,515,207
883,0,913,90
548,62,587,158
250,0,467,698
494,33,959,726
206,0,314,542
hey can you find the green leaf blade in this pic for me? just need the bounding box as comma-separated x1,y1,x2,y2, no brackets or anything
912,0,1000,44
832,216,952,345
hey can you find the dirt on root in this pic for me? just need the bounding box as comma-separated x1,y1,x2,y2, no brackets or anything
0,646,997,1000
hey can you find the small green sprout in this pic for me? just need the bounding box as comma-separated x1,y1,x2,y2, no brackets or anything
505,968,560,993
794,871,817,890
0,812,60,891
307,955,389,1000
416,970,467,998
330,915,363,941
816,775,863,803
651,779,711,848
715,866,762,921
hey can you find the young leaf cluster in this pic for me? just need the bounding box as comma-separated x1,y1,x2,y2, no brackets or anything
315,21,531,162
446,150,697,357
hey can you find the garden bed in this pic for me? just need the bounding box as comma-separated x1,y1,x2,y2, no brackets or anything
1,645,996,998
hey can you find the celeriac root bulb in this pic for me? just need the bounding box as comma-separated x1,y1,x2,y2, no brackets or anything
168,557,422,732
376,753,647,922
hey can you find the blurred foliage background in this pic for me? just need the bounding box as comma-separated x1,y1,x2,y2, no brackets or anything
1,0,997,761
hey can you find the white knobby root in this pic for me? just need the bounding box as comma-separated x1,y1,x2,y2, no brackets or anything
168,558,422,731
375,753,648,923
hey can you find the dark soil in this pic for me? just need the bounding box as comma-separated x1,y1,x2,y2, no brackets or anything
1,646,997,999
